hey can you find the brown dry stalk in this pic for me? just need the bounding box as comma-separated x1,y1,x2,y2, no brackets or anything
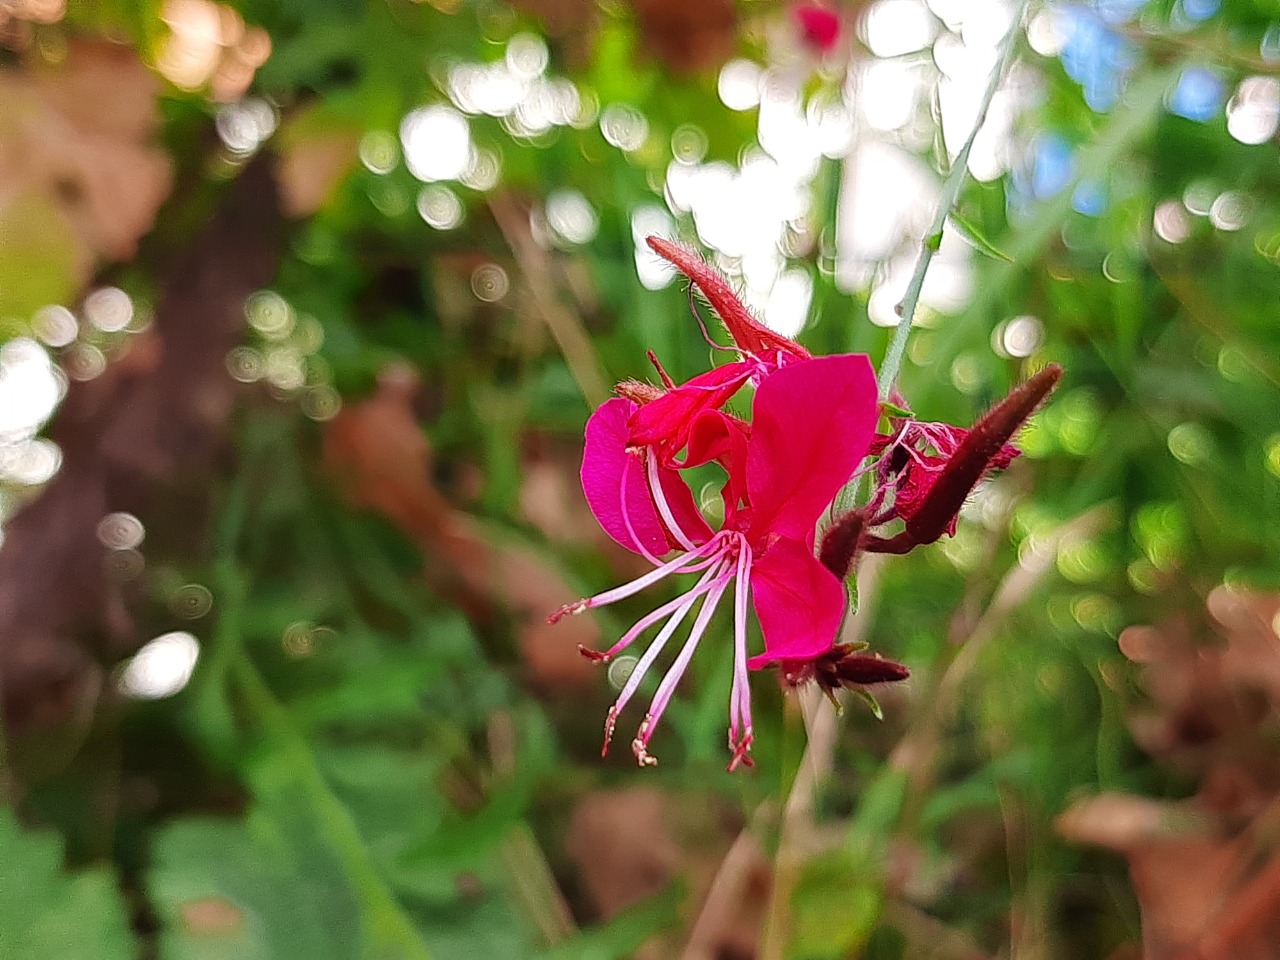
488,192,611,407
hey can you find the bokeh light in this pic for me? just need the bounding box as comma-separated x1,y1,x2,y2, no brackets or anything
545,189,599,246
84,287,134,333
117,631,200,699
471,264,510,303
97,512,145,550
417,185,464,230
0,338,62,446
401,105,472,182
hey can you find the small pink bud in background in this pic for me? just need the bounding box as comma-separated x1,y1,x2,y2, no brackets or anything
793,3,842,55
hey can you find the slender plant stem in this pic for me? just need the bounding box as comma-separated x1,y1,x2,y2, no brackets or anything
0,670,11,806
876,3,1028,401
489,193,611,407
209,456,436,960
764,14,1030,957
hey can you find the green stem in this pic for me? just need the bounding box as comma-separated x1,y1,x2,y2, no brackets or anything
875,3,1028,402
228,647,436,960
0,673,11,807
209,461,435,960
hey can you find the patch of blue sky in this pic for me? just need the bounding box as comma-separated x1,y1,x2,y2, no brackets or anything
1071,180,1107,216
1094,0,1148,24
1168,66,1225,122
1028,135,1076,199
1180,0,1221,22
1058,5,1139,112
1009,134,1070,209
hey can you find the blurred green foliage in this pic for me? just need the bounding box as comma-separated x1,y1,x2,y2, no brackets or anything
2,0,1280,957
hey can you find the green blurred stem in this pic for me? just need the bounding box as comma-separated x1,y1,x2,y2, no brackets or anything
876,2,1027,401
0,678,10,806
209,476,436,960
227,648,435,960
770,15,1028,958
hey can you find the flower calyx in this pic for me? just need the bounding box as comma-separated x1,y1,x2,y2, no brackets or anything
781,642,910,709
861,364,1063,556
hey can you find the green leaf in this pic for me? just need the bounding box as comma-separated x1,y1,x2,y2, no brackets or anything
535,883,682,960
851,769,908,840
0,808,135,960
880,400,914,419
947,211,1013,262
148,811,365,960
788,850,883,960
854,689,884,721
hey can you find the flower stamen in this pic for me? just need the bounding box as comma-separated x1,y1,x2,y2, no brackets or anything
546,536,723,624
647,451,701,552
630,568,734,766
601,560,727,755
727,533,755,770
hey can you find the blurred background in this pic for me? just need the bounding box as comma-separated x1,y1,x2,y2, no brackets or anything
2,0,1280,957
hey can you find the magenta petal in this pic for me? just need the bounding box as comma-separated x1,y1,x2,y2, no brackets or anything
684,409,751,526
794,4,842,54
627,361,753,456
581,398,671,556
746,354,878,544
683,409,744,469
746,537,846,669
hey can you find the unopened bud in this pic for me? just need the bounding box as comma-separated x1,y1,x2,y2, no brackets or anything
904,364,1062,546
818,509,866,580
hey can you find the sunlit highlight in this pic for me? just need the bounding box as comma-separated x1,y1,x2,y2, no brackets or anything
118,632,200,700
1227,76,1280,144
0,338,62,446
84,288,134,333
401,105,472,182
156,0,270,101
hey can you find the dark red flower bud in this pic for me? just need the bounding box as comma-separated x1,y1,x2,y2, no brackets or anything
818,508,866,580
828,651,910,686
646,236,812,361
902,364,1061,546
781,643,910,699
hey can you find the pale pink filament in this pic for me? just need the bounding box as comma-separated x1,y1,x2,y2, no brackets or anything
603,560,727,755
619,453,663,566
568,441,763,767
727,535,754,770
632,567,735,766
647,452,700,552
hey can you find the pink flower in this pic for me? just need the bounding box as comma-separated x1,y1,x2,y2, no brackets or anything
552,354,878,769
793,3,842,56
628,238,812,467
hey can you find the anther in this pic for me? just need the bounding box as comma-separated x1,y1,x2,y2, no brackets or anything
632,739,658,767
726,730,754,772
547,600,588,624
601,706,618,757
632,714,659,766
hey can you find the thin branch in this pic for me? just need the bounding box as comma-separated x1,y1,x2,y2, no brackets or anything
488,193,611,407
758,555,886,960
680,812,769,960
877,2,1028,400
882,899,995,960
